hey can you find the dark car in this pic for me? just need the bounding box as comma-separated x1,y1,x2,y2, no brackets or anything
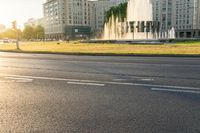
3,39,9,43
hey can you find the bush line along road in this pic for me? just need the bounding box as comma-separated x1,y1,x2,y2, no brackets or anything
0,52,199,132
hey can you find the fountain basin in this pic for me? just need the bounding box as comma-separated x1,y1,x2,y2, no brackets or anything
81,39,175,44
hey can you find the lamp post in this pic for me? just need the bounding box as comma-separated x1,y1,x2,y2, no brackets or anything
12,21,19,50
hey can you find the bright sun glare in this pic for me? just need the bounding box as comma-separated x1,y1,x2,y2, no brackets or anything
0,0,44,28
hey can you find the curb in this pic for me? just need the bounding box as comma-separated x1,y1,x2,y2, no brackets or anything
0,50,200,57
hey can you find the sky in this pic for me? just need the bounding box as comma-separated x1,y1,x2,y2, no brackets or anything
0,0,45,29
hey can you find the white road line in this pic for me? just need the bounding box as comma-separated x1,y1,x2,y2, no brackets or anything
141,78,154,81
0,76,33,83
67,82,105,86
113,78,154,81
151,88,200,94
0,74,199,90
4,77,33,81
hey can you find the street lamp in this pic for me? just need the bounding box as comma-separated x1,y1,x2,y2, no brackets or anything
12,21,19,50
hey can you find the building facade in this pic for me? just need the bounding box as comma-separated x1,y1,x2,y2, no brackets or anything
174,0,200,38
43,0,91,40
153,0,173,31
153,0,200,38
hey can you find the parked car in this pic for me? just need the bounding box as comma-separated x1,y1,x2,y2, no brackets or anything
3,39,9,43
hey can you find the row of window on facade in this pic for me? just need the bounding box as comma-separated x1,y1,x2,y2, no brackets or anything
46,19,88,25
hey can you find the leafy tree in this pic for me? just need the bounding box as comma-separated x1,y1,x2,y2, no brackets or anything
34,25,45,39
0,29,22,39
23,26,34,40
105,2,128,23
23,25,44,40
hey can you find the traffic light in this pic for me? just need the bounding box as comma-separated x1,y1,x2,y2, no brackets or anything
12,21,17,30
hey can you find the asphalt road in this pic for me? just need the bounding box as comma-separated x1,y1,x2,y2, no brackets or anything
0,52,199,133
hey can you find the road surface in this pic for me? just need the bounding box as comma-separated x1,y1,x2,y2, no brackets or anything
0,52,199,133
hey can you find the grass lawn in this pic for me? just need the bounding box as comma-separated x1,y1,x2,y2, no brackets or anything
0,41,200,55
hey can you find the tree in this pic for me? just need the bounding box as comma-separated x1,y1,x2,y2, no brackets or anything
105,2,128,23
23,25,45,40
34,25,45,40
0,29,22,39
23,26,34,40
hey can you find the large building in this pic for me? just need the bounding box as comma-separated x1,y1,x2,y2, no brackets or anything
43,0,91,40
174,0,200,38
153,0,200,38
153,0,173,31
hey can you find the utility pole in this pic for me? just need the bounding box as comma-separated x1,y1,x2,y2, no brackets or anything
12,21,19,50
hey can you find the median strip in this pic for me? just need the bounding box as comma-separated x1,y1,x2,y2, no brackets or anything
0,41,200,56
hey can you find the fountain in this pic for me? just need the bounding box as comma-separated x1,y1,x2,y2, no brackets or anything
103,0,162,41
87,0,176,44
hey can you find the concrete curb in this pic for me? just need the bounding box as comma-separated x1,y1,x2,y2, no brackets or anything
0,50,200,57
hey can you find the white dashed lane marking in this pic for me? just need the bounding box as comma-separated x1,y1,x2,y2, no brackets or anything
67,82,105,86
151,88,200,94
0,74,199,94
0,76,33,83
141,78,154,81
